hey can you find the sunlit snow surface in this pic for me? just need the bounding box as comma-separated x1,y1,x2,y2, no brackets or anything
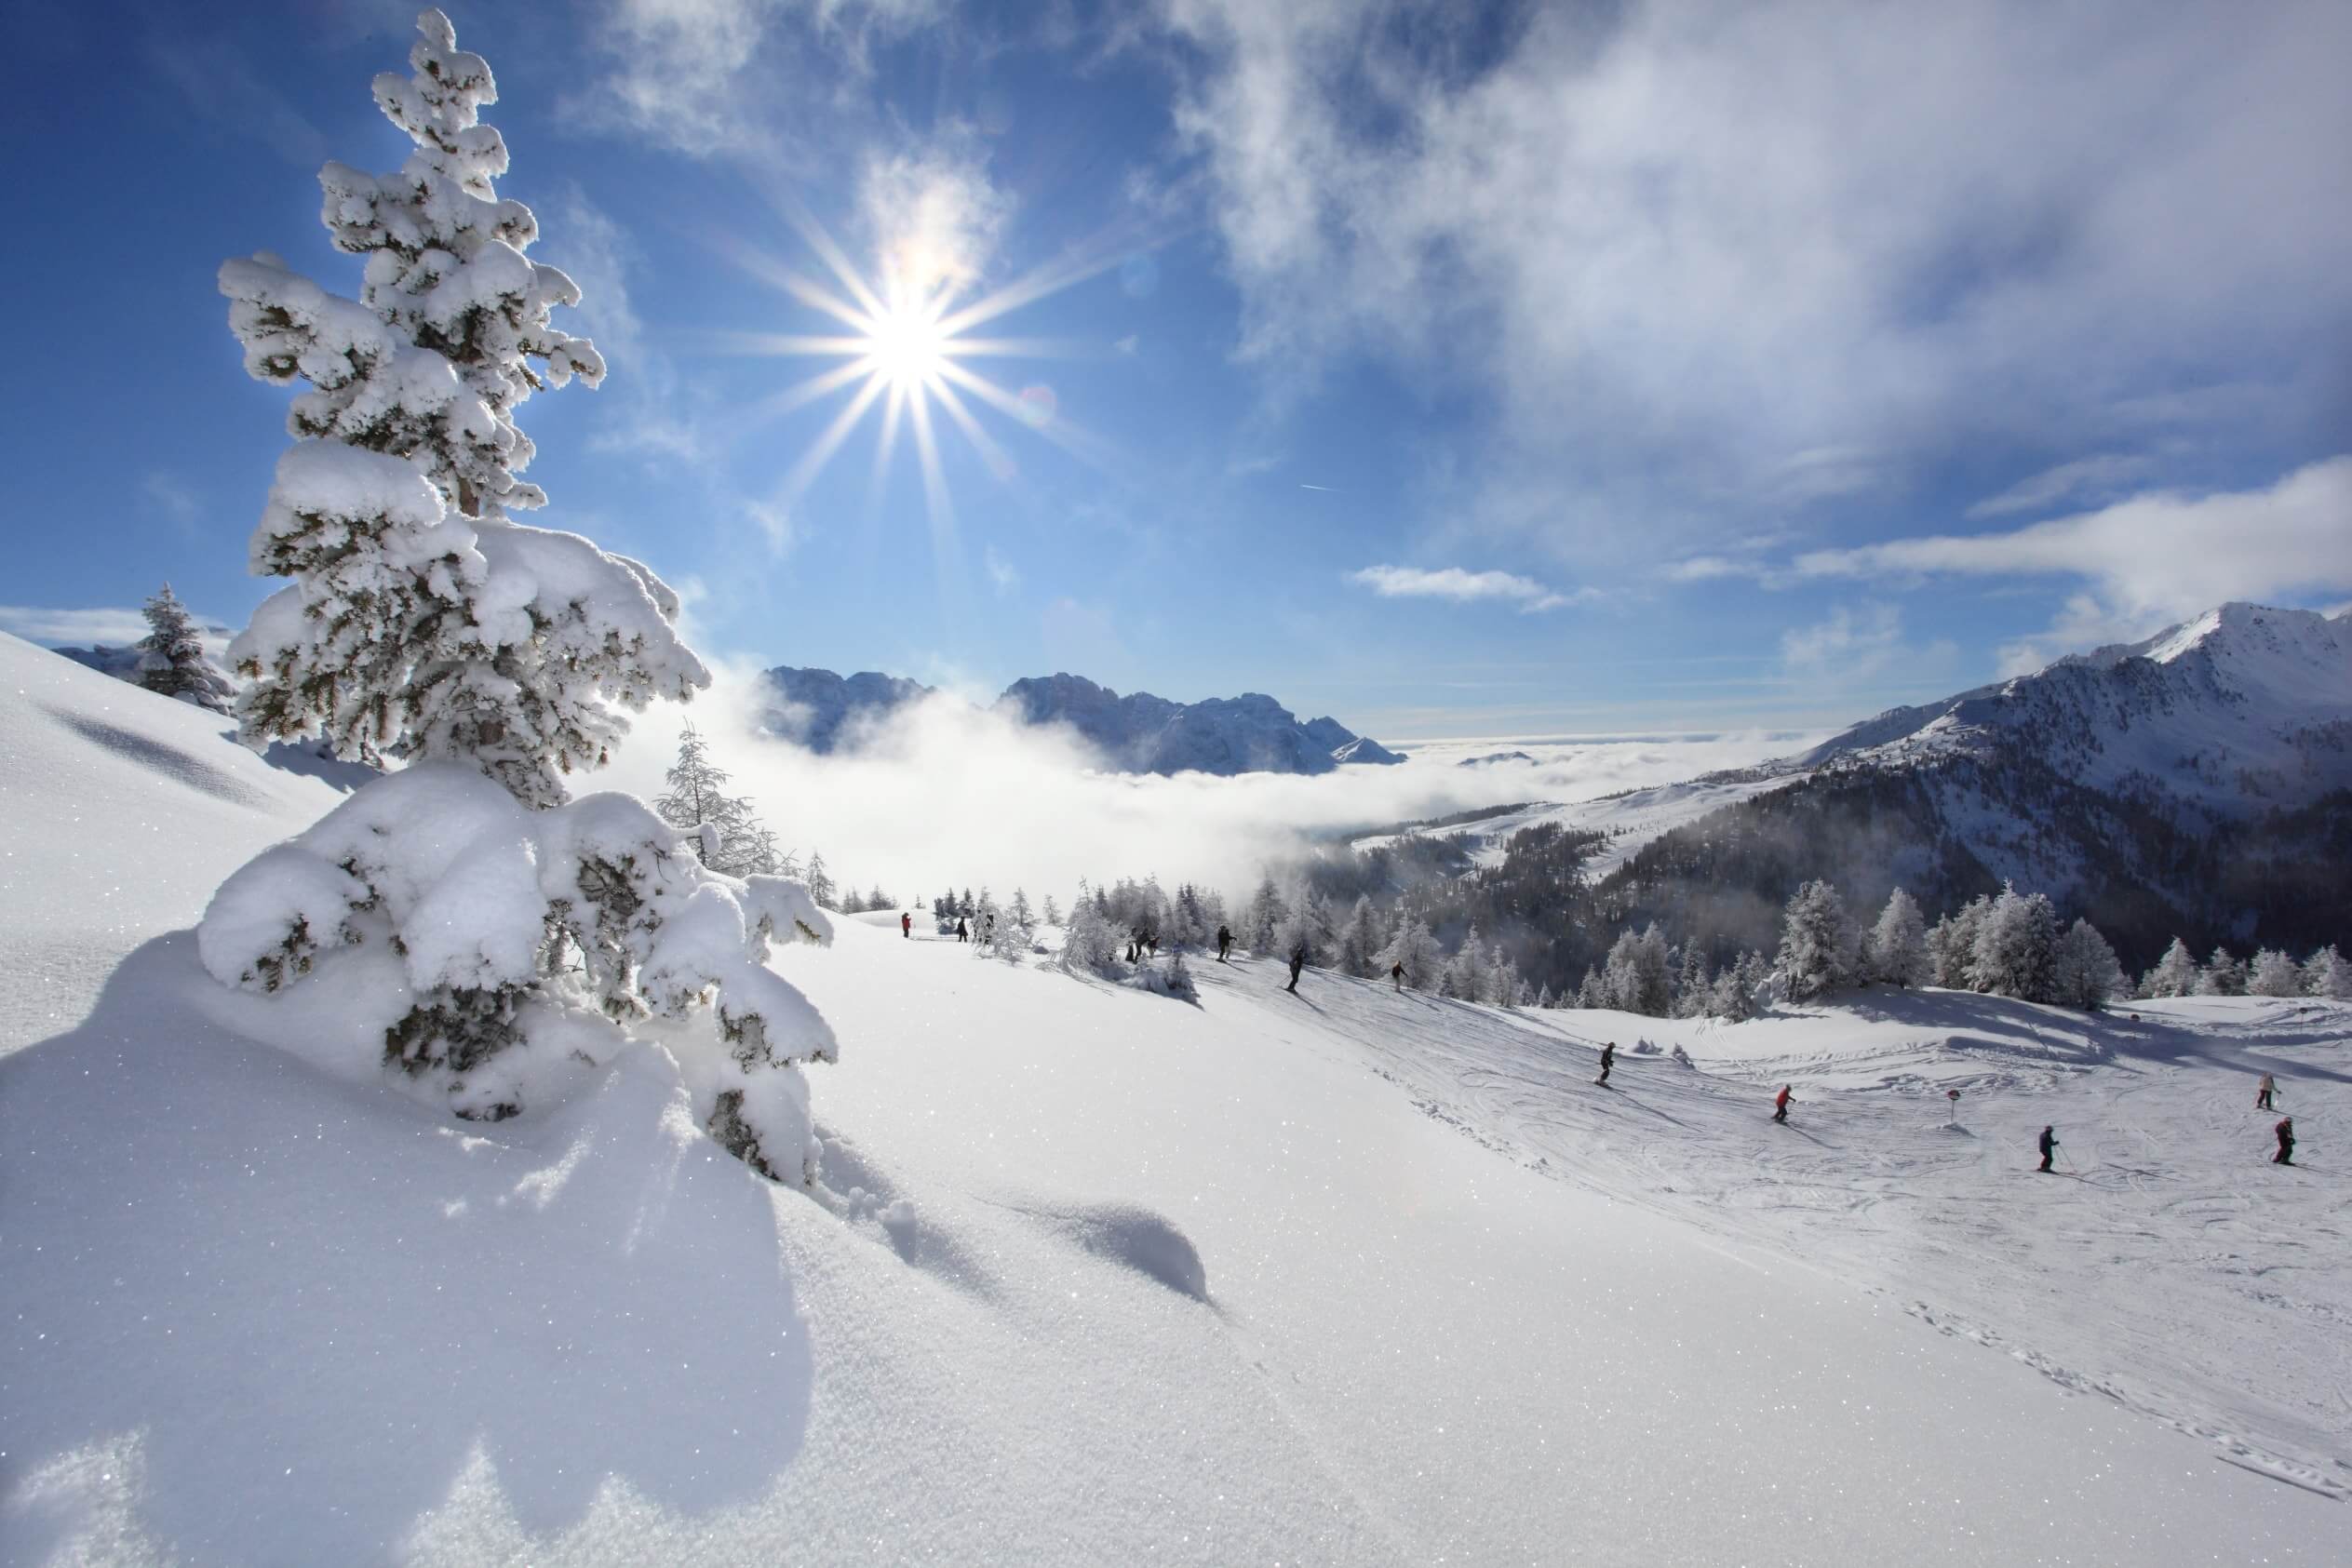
3,637,2345,1562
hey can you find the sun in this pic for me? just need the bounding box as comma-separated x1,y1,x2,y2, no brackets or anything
860,298,949,390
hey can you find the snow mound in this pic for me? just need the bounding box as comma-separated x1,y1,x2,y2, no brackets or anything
1013,1200,1211,1302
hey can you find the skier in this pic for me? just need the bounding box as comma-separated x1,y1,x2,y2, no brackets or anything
1285,944,1307,994
2274,1117,2295,1166
955,916,968,944
901,911,911,939
1391,959,1405,992
1772,1084,1793,1123
983,911,996,947
2037,1125,2058,1173
1147,931,1160,958
1216,925,1233,962
1597,1040,1616,1087
2255,1072,2275,1110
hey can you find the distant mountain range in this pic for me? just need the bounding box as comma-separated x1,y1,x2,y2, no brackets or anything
1392,601,2352,978
759,666,1405,776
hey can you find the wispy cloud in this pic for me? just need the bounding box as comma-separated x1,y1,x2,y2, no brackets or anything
1,606,153,647
1349,565,1588,614
984,544,1020,596
1780,602,1954,689
1966,452,2159,519
141,473,201,533
1297,483,1338,493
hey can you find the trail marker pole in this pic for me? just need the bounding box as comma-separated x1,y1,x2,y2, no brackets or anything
1946,1089,1960,1127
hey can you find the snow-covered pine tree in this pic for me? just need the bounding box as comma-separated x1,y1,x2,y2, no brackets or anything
2303,944,2351,1000
1710,957,1758,1022
1011,887,1034,927
1864,889,1929,987
219,11,705,806
135,584,235,711
2050,918,2126,1009
1672,942,1708,1018
1057,895,1118,973
1929,896,1990,988
1337,894,1381,978
2139,936,2199,998
1377,918,1444,989
2247,948,2303,997
1445,924,1490,1001
1969,884,2059,1001
806,851,836,910
1246,875,1287,957
1777,880,1855,1000
2197,946,2246,997
197,12,835,1185
655,722,777,878
1042,893,1062,928
1575,967,1606,1009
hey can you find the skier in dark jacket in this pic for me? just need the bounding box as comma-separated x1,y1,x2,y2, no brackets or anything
2037,1125,2058,1173
1772,1084,1793,1123
955,917,968,944
2274,1117,2295,1165
1598,1041,1616,1086
901,912,911,939
1391,960,1405,991
1216,925,1233,962
1285,945,1307,994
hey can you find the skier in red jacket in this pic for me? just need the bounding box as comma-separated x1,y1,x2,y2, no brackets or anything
901,911,911,939
1772,1084,1793,1123
2274,1117,2295,1166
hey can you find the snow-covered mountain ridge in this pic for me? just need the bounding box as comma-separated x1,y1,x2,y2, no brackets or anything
759,663,1404,774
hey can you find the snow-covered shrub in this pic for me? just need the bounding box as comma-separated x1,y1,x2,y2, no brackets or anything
2139,937,2199,998
1124,952,1199,1002
1777,879,1856,1000
136,584,235,712
1057,895,1121,973
218,10,705,808
198,766,836,1181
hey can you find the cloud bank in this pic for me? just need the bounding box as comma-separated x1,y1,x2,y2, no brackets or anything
1349,565,1579,612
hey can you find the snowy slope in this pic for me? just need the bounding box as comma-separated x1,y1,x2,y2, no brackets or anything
1355,770,1800,873
0,632,364,1052
5,659,2347,1561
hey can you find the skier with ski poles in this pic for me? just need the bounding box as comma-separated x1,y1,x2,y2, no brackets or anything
1285,943,1307,994
2037,1125,2058,1173
1772,1084,1793,1123
2256,1072,2276,1111
1216,925,1233,962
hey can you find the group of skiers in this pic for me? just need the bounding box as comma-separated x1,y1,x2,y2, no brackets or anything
948,912,997,945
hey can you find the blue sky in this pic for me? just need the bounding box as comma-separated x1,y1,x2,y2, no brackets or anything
3,0,2346,740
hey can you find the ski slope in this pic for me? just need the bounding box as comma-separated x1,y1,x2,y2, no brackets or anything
3,653,2346,1561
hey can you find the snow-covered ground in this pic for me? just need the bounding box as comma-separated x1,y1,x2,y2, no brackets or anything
4,650,2346,1562
1354,769,1801,874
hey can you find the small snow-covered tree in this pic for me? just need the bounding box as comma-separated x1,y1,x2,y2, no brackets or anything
2050,918,2126,1010
2248,947,2303,998
2139,937,2199,998
805,851,836,910
2303,945,2351,1000
655,722,777,878
1969,885,2059,1001
1042,893,1062,928
2197,946,2245,997
1378,918,1444,989
1864,889,1929,988
219,10,704,807
198,13,834,1185
1778,880,1855,1000
135,583,235,711
1246,875,1288,956
1445,924,1491,1001
1057,894,1119,973
1010,887,1034,927
1337,894,1381,978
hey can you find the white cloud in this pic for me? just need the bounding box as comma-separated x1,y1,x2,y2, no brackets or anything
1663,556,1754,583
141,473,200,529
1162,0,2352,552
856,141,1012,303
1348,565,1585,613
0,606,154,647
984,544,1020,595
1780,603,1960,697
1965,452,2158,519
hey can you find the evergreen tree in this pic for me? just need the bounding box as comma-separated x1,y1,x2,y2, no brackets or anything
2248,947,2303,997
2197,946,2246,996
1246,875,1288,956
806,851,836,910
1377,918,1444,989
2302,944,2351,1000
1777,879,1855,999
1337,894,1381,978
1576,967,1606,1009
217,10,703,807
1042,893,1063,927
654,722,777,878
1445,924,1490,1000
135,583,235,711
2140,937,2199,998
1673,941,1709,1019
1969,885,2059,1001
1011,887,1035,927
1929,896,1990,987
1864,889,1930,987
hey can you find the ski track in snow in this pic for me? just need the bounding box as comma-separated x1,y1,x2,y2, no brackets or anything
1189,958,2352,1501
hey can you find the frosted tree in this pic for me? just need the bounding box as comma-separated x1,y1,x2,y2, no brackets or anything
1056,895,1119,973
1245,875,1288,956
1969,885,2059,1001
219,10,706,808
2302,945,2351,1000
655,722,776,878
1336,894,1382,978
1864,889,1930,987
1928,896,1990,988
2247,947,2303,998
1777,880,1855,1000
1711,955,1760,1022
1377,918,1444,988
2050,918,2126,1010
1489,949,1523,1010
2139,937,2199,998
1445,924,1491,1001
1042,893,1062,927
135,584,235,711
196,13,835,1185
805,851,836,910
2197,946,2246,997
1273,905,1323,969
1672,942,1709,1018
1602,925,1671,1016
1010,887,1034,927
